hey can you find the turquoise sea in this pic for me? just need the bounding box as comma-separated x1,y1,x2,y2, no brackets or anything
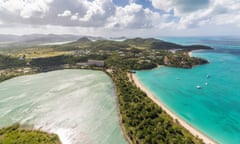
136,36,240,144
0,70,127,144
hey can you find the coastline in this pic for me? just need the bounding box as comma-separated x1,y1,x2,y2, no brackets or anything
1,67,216,144
189,49,208,57
106,70,133,144
130,73,217,144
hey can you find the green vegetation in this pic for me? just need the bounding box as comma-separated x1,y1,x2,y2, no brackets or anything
163,52,208,68
0,123,61,144
55,37,212,51
110,70,203,144
0,37,211,70
0,37,213,143
105,52,157,70
0,75,15,82
1,47,72,59
105,51,205,143
30,55,86,67
0,54,25,70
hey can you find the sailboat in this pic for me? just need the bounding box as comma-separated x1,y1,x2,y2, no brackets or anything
196,85,201,89
207,74,210,78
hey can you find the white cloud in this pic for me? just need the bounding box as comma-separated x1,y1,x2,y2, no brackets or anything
150,0,240,30
0,0,53,18
70,13,79,21
151,0,210,14
0,0,162,29
53,0,116,27
0,0,115,27
0,0,239,36
58,10,72,17
151,0,172,12
107,3,160,29
77,0,116,27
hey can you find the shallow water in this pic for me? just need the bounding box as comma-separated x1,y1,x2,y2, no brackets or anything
137,37,240,144
0,69,127,144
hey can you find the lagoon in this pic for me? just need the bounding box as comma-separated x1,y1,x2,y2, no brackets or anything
0,69,127,144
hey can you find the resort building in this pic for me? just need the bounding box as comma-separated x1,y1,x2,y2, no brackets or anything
88,60,105,67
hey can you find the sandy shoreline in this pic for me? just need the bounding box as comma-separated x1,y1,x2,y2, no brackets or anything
130,73,216,144
189,51,193,57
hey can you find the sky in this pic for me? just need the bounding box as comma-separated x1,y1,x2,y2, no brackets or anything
0,0,239,37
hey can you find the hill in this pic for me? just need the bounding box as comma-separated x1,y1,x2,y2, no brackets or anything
124,38,212,50
76,37,92,43
56,37,212,52
0,124,61,144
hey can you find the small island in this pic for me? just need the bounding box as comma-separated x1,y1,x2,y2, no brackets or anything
0,37,213,143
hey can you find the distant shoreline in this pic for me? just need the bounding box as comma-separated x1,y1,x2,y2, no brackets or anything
130,72,217,144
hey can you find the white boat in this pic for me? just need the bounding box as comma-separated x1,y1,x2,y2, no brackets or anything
205,82,208,86
196,85,202,89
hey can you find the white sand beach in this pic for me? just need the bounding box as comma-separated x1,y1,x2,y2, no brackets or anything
130,73,216,144
189,52,193,57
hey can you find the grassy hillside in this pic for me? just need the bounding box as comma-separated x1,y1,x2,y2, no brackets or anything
124,38,212,50
54,37,212,51
0,124,61,144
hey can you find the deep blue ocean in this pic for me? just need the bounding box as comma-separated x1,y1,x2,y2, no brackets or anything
136,36,240,144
